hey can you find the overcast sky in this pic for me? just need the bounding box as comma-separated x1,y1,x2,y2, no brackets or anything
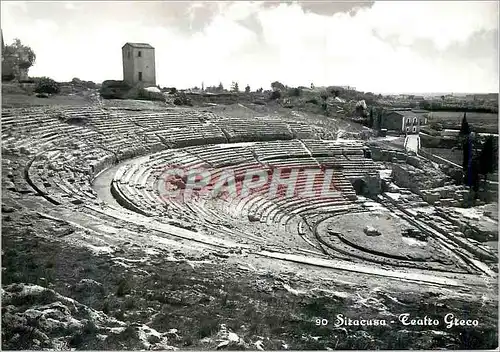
2,1,498,93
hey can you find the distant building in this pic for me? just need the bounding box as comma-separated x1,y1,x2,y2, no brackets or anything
122,42,156,87
379,110,428,134
338,85,356,90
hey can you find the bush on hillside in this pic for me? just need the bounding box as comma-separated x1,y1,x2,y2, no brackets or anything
271,81,285,91
173,93,192,106
270,90,281,100
288,87,302,97
99,80,132,99
34,77,60,94
71,77,97,89
2,70,16,81
136,88,166,102
19,77,35,83
305,98,319,105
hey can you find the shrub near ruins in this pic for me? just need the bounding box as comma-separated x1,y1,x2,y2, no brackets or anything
173,92,193,106
99,80,132,99
133,87,166,102
71,77,97,89
33,77,60,94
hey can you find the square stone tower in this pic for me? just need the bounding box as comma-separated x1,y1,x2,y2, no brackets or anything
122,42,156,87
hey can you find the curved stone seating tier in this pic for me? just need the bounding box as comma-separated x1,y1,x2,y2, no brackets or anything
295,218,323,250
199,125,228,145
111,180,157,217
302,139,365,155
180,144,255,168
112,157,170,217
2,107,233,164
251,140,308,160
214,165,358,217
91,120,142,135
286,122,318,139
315,156,378,178
111,151,213,218
2,108,101,156
108,138,374,236
2,156,33,194
250,194,350,226
115,145,148,161
262,158,321,171
127,110,211,129
195,196,320,251
219,120,294,143
28,149,105,205
155,128,209,148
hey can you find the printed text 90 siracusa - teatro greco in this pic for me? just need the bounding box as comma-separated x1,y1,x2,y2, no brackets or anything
315,313,479,329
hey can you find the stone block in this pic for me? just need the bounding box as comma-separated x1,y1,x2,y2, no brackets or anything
364,225,381,236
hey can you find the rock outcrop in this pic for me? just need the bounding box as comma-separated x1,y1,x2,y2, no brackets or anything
2,283,176,350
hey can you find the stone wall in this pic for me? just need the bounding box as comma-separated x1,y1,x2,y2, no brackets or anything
391,163,447,194
420,132,459,149
434,207,498,242
420,185,468,206
369,147,407,163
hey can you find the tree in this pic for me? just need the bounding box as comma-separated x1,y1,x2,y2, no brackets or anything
3,38,36,80
470,156,481,193
478,135,498,179
368,107,374,128
245,84,250,93
459,112,471,136
270,90,281,100
375,112,382,130
231,81,239,92
34,77,60,94
271,81,285,91
462,135,472,172
217,82,224,92
289,87,301,97
462,133,482,189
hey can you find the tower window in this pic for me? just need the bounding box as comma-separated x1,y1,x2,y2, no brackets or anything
138,51,142,57
138,72,142,81
413,126,417,133
413,117,417,124
127,51,130,59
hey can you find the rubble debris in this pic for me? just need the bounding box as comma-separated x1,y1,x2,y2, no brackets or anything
364,225,381,237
